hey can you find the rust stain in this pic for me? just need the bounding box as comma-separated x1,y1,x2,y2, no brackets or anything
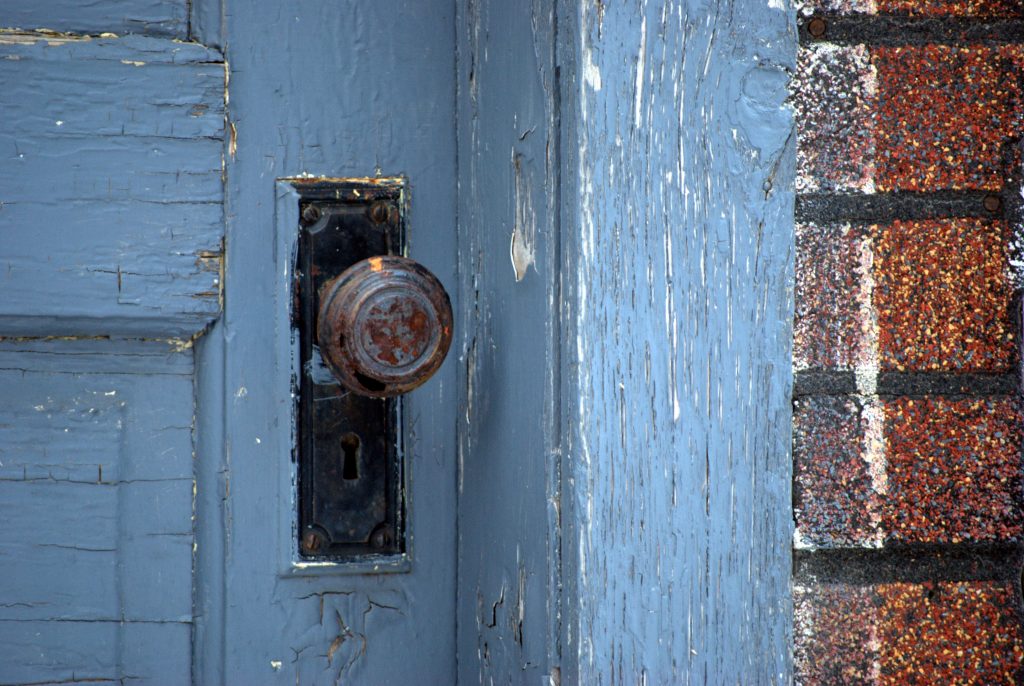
317,255,452,397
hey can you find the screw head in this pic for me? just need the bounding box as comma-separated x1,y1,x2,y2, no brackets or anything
301,204,323,225
370,523,394,549
984,194,1002,213
301,527,328,555
368,201,390,225
807,17,827,39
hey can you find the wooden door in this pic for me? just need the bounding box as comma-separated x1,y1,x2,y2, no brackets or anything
0,1,793,684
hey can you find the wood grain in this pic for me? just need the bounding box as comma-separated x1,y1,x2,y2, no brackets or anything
455,0,561,682
0,34,225,338
559,1,795,682
205,2,461,683
0,0,187,38
0,339,196,683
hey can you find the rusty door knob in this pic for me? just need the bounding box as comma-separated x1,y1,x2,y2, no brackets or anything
317,255,453,398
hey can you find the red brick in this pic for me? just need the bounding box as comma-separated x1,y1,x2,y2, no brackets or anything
800,0,1024,16
794,218,1015,374
794,45,876,193
874,45,1024,192
882,396,1023,544
795,222,866,371
794,396,881,547
795,583,877,685
878,0,1024,16
878,582,1024,684
795,44,1024,193
796,581,1024,685
872,218,1015,373
794,396,1023,546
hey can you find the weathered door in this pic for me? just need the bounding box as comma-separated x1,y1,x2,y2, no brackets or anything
0,0,793,684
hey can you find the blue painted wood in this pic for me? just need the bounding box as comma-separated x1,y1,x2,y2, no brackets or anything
0,34,224,338
190,0,222,49
192,324,227,684
557,1,795,682
0,339,196,683
0,2,797,682
204,2,460,683
455,0,561,682
0,1,187,38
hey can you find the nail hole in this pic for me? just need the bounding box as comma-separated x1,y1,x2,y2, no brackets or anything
341,433,360,480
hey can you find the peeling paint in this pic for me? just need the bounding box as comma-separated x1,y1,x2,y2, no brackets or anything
510,154,537,282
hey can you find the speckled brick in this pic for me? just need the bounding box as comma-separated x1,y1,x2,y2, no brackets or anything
796,0,875,14
877,582,1024,684
795,222,867,371
796,581,1024,685
794,396,881,547
883,396,1023,544
794,396,1023,546
793,45,877,193
873,218,1015,372
797,0,1024,17
794,218,1015,374
795,583,877,685
874,45,1024,192
795,45,1024,193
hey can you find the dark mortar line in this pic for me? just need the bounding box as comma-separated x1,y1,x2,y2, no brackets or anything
796,191,1015,224
794,371,857,396
794,544,1023,584
794,371,1018,397
799,16,1024,46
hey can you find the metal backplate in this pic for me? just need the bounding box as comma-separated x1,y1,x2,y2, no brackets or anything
293,179,405,560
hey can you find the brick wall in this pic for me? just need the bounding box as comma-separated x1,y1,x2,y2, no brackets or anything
792,2,1024,683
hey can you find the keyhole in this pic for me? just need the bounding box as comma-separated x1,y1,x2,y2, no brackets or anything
341,433,360,480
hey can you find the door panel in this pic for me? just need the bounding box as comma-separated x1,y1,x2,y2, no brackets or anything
0,340,196,683
212,2,459,683
455,1,560,681
0,34,225,338
0,17,224,686
1,1,188,38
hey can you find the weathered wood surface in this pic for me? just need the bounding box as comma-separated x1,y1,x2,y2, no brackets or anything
0,34,225,338
456,0,561,682
201,2,460,683
0,1,187,38
0,339,196,684
559,0,795,682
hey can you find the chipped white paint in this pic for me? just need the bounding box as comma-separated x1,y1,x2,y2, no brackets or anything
861,397,887,547
511,154,537,282
854,231,879,395
633,15,647,130
854,226,886,547
868,625,882,683
582,42,602,93
795,0,877,15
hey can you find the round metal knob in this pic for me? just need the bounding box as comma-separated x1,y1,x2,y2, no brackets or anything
317,255,453,398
